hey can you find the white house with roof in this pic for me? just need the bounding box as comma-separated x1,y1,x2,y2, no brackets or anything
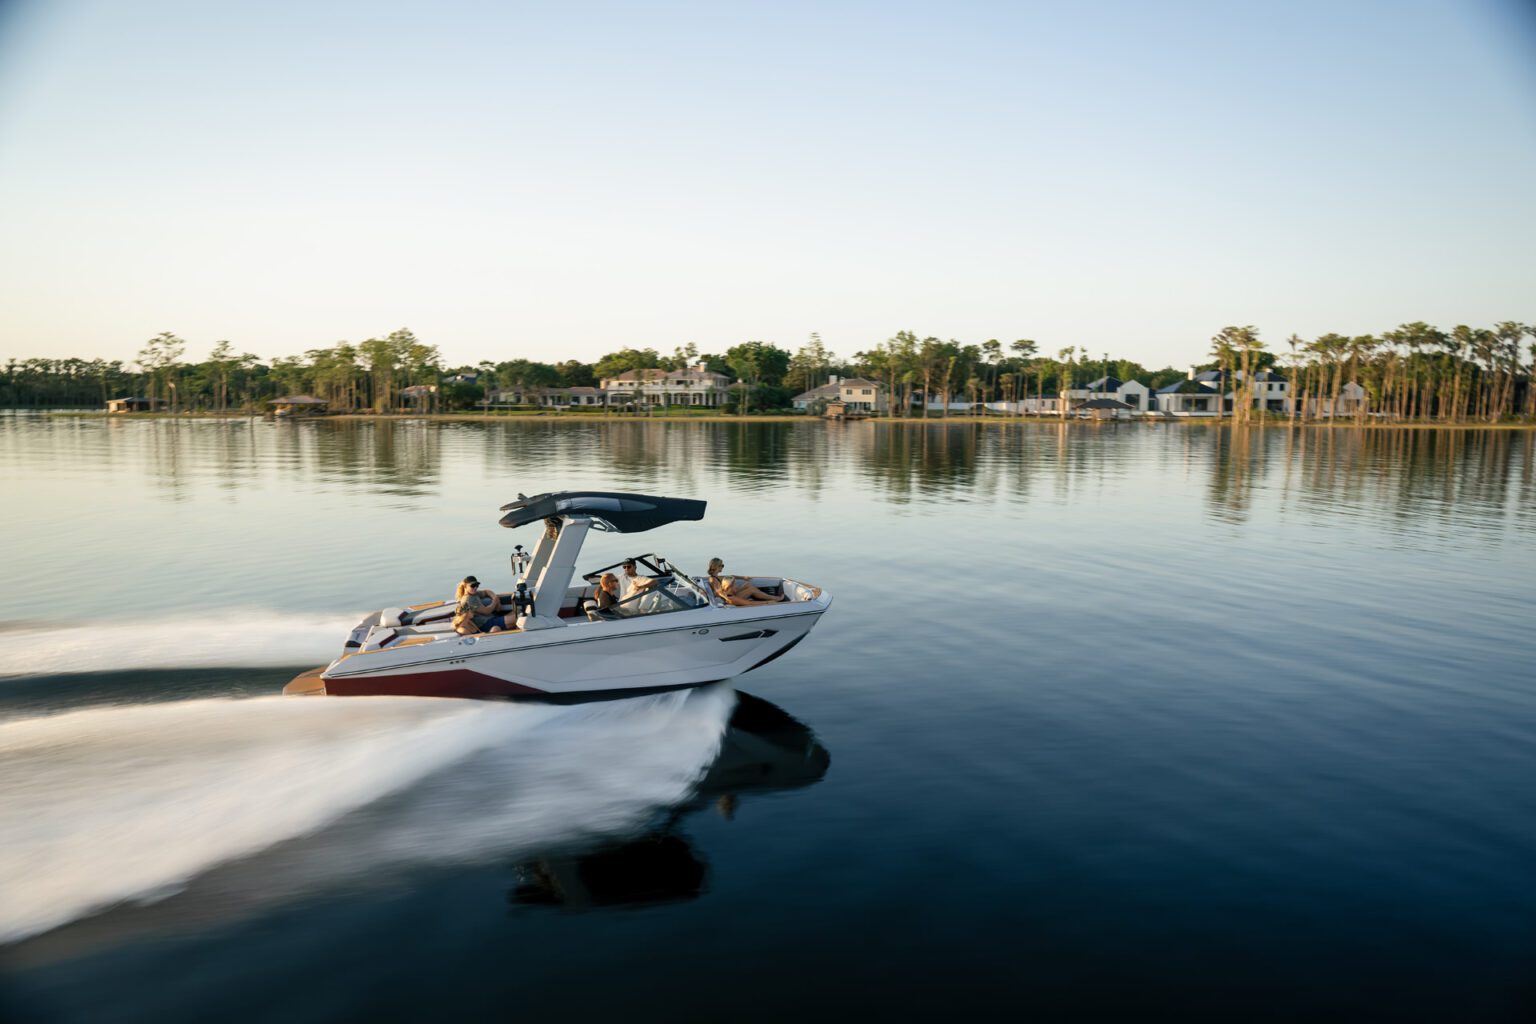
1068,375,1124,402
1013,395,1066,414
1064,375,1157,414
481,385,608,408
1073,397,1135,419
792,376,887,414
1188,368,1294,416
1247,370,1289,413
599,365,731,407
537,386,607,408
1290,381,1368,418
791,381,840,410
1155,378,1222,416
1116,380,1153,412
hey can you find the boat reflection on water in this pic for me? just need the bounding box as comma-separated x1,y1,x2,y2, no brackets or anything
1,686,828,972
509,691,830,911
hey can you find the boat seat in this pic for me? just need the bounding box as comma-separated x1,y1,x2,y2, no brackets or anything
582,598,618,622
395,622,457,637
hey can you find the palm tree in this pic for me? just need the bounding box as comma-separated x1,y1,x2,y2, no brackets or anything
1225,326,1265,424
1346,335,1378,424
1057,347,1076,420
1491,322,1526,421
916,337,948,419
1207,331,1236,423
135,332,186,413
1285,333,1303,426
999,372,1016,410
980,339,1002,399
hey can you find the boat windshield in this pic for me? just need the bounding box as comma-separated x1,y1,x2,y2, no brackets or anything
591,575,710,620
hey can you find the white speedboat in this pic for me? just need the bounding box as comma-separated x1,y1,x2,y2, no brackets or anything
284,491,831,699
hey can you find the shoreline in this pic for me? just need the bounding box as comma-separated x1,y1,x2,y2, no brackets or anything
19,409,1536,430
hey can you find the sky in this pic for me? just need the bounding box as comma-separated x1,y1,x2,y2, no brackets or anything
0,0,1532,371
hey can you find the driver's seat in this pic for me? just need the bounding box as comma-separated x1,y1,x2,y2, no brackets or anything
582,596,617,622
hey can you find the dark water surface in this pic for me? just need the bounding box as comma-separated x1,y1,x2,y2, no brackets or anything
2,416,1534,1022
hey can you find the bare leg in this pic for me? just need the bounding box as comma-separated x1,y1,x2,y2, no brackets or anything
725,593,778,607
731,581,788,602
724,581,786,605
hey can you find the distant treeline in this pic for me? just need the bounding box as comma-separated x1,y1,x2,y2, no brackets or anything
3,321,1532,421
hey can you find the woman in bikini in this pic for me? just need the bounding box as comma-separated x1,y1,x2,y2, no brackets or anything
706,557,788,606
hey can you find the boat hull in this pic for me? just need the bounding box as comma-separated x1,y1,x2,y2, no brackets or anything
307,600,827,699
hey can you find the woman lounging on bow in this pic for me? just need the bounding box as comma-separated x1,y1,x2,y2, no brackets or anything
707,557,787,606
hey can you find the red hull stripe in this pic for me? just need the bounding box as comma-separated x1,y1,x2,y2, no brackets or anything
324,667,546,698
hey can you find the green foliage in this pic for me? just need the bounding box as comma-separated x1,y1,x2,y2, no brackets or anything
441,380,485,410
593,347,663,381
7,320,1532,421
493,359,561,389
725,341,791,388
555,360,596,388
785,333,833,394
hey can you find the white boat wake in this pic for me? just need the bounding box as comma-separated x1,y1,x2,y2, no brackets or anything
0,687,733,944
0,610,363,678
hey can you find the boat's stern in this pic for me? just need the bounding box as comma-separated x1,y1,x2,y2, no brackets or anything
283,665,330,696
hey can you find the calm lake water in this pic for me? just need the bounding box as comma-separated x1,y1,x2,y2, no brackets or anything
1,415,1534,1022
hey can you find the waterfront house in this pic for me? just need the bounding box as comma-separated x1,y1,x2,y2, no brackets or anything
1203,368,1290,415
600,365,731,408
105,396,162,414
480,386,528,408
481,386,610,409
910,391,980,413
792,380,842,412
1290,381,1368,418
269,395,328,416
1155,378,1221,416
531,386,607,408
1247,370,1288,413
793,376,888,415
1066,375,1122,404
1116,379,1154,412
1074,397,1135,420
1065,376,1156,414
399,384,437,405
835,377,886,414
1010,394,1065,414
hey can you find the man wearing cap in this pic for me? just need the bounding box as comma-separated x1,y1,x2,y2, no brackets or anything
618,558,661,602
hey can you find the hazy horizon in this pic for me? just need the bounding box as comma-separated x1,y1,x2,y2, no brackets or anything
1,0,1532,370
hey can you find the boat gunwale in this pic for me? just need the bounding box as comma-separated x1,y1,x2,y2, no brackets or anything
322,599,830,680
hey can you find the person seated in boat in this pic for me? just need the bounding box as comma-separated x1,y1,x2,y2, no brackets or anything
619,558,662,600
454,575,508,634
706,557,787,606
592,573,636,617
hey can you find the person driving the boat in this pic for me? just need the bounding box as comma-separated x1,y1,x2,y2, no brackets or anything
454,575,508,634
619,558,661,600
706,557,787,606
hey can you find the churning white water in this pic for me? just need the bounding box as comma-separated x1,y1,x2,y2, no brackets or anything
0,607,362,681
0,610,364,678
0,686,734,944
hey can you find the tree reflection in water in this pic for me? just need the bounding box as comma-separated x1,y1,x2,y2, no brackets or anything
35,418,1528,531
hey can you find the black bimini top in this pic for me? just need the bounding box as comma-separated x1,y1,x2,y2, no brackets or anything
498,491,707,533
